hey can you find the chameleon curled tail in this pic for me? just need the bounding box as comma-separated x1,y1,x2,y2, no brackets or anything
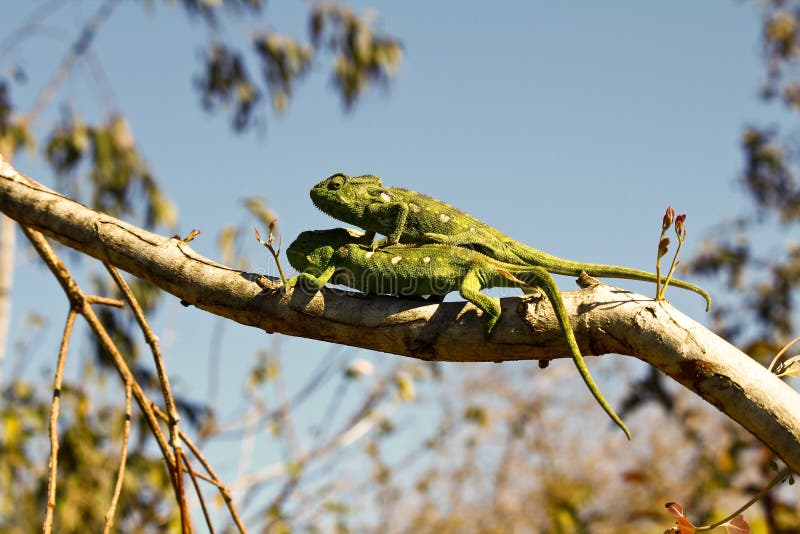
498,267,631,439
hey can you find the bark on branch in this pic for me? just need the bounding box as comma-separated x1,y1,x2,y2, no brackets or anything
1,155,799,473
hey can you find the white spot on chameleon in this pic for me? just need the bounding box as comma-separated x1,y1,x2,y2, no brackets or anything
409,203,420,213
365,251,375,258
440,213,451,223
469,226,476,232
422,257,431,263
380,192,392,202
391,256,403,264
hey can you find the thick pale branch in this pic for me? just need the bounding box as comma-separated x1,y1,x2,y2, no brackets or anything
1,157,800,472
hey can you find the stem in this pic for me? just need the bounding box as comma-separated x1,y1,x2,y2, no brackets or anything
661,238,684,299
655,254,663,300
655,226,669,301
254,227,288,286
270,246,288,286
768,334,800,373
696,467,792,531
103,382,132,534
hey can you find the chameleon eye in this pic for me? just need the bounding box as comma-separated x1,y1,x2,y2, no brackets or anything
329,174,345,191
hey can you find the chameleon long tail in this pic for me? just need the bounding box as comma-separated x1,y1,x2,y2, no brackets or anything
512,245,711,311
529,266,632,439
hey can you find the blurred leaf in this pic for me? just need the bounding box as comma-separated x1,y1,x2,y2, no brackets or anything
345,358,374,379
0,78,34,156
176,0,262,25
664,502,696,533
310,3,403,109
394,370,415,402
724,514,750,533
253,32,314,112
242,196,276,226
463,404,489,427
741,126,800,221
196,42,262,131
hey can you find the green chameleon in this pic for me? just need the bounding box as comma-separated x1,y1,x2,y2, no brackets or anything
307,172,713,439
285,228,635,438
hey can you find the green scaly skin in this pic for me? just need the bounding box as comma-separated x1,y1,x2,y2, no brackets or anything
310,173,712,311
285,228,632,440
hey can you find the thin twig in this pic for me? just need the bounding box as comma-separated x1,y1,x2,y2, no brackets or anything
43,308,77,534
103,264,185,478
152,404,248,534
768,334,800,373
213,350,340,437
104,263,191,531
696,467,793,531
0,0,66,61
206,317,226,411
24,0,122,125
86,295,125,308
182,450,216,534
182,467,219,487
274,347,300,458
174,450,192,534
103,381,132,534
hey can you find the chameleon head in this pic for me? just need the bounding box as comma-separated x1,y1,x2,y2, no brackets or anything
286,231,316,272
310,173,383,225
286,228,365,272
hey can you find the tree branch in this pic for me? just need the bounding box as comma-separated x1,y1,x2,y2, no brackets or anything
1,155,799,473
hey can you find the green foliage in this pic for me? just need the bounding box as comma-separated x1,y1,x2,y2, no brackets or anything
254,33,314,112
0,79,33,156
0,378,176,533
310,3,403,109
741,127,799,221
174,0,263,26
195,2,402,130
694,1,800,347
196,42,262,131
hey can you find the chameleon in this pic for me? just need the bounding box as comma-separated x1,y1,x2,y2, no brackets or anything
284,227,633,439
309,172,712,310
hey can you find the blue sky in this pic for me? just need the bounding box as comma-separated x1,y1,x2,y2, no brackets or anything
1,0,780,522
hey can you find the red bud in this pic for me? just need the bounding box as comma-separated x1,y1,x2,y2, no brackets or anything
658,237,670,258
675,214,686,239
662,206,675,231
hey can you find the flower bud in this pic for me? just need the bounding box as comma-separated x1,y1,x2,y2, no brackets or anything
658,237,670,258
662,206,675,231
